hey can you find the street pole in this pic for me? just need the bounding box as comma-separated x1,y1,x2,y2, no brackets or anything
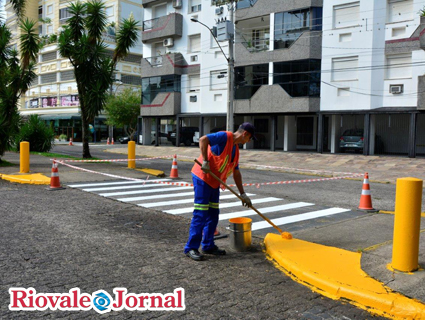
227,3,234,132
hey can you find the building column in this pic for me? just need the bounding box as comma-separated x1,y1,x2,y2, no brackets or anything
199,116,204,137
243,115,254,150
363,113,370,156
270,115,276,151
317,113,323,153
330,115,341,154
284,116,297,151
155,117,159,147
369,115,376,155
408,112,417,158
176,116,180,148
142,117,152,145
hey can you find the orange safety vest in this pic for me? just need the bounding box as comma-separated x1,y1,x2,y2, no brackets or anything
192,131,239,189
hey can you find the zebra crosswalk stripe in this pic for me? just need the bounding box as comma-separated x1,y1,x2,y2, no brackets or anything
218,202,315,221
68,179,170,188
99,186,193,197
251,207,351,231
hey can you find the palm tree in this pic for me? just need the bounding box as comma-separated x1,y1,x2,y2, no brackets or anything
0,1,40,162
58,0,138,158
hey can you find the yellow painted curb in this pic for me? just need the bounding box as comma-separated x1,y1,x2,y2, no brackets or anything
380,210,425,218
135,168,165,177
264,233,425,319
0,173,50,185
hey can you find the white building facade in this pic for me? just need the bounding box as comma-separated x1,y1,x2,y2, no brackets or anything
320,0,425,157
140,0,230,145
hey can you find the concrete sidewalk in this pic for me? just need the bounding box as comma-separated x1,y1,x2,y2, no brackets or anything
1,147,425,318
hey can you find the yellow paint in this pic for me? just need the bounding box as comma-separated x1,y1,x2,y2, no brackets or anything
135,168,165,177
380,210,425,218
128,141,136,169
392,178,423,272
281,232,293,240
0,173,50,185
229,217,252,224
20,141,30,173
264,233,425,319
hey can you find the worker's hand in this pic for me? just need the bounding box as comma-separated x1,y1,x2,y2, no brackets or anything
201,160,210,173
240,193,252,208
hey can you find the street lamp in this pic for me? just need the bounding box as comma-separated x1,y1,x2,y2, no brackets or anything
190,17,235,132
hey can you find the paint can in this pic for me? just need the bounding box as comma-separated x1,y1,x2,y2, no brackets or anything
227,217,252,252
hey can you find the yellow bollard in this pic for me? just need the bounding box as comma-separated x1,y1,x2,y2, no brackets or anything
128,141,136,169
20,141,30,173
392,177,423,272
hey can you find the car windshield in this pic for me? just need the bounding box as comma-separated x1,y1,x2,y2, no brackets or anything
342,129,363,136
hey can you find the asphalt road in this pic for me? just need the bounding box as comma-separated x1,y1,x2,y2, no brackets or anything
0,171,385,319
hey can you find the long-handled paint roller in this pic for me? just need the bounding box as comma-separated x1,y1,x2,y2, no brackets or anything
194,159,292,240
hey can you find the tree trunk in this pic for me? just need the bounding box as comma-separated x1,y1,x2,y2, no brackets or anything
80,106,92,159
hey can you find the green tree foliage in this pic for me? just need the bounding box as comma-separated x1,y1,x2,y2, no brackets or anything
104,88,140,140
57,0,139,158
0,13,40,162
14,115,54,152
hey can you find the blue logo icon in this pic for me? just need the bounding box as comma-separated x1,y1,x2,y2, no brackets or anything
93,292,110,312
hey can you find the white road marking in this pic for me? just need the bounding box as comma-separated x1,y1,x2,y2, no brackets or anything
68,179,170,188
218,202,315,220
99,186,193,197
83,182,171,192
165,197,282,215
139,193,256,208
251,208,351,231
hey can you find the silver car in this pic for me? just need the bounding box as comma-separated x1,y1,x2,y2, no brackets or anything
339,129,364,153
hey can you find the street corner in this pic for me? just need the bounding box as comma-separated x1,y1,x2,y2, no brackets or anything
0,173,50,185
263,233,425,319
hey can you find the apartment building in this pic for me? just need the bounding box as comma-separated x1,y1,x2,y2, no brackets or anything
234,0,323,151
320,0,425,157
139,0,230,146
5,0,143,141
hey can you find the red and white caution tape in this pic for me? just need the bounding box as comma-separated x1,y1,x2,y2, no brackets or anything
245,164,361,176
53,155,174,163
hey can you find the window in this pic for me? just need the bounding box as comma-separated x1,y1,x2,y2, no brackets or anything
141,75,181,105
333,2,360,29
386,53,412,79
105,6,114,17
331,56,358,81
59,8,72,20
47,5,53,14
274,7,322,49
190,0,201,13
210,70,227,90
274,59,321,97
387,0,413,23
235,64,269,99
188,75,200,92
47,25,53,34
189,34,201,53
38,6,43,18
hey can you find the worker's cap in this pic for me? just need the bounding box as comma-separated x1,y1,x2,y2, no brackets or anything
239,122,257,141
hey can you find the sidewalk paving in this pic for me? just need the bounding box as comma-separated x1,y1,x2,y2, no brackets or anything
1,146,425,318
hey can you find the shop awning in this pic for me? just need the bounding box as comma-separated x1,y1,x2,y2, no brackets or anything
38,113,81,120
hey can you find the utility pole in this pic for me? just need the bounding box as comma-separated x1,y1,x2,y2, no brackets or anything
227,2,235,132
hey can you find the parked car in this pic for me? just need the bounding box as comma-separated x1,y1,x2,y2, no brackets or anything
167,127,199,146
151,131,168,145
339,129,384,153
193,127,226,145
119,136,131,144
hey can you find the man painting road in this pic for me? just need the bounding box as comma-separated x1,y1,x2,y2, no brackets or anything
184,123,257,261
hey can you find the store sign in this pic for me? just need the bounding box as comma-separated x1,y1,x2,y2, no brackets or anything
61,95,80,106
41,97,58,107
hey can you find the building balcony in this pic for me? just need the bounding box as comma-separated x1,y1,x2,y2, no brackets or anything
141,53,200,78
234,84,319,114
141,0,163,8
141,13,183,44
235,31,321,67
140,92,181,116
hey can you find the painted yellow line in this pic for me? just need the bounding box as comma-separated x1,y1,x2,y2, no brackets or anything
380,210,425,218
0,173,50,185
264,233,425,319
135,168,165,177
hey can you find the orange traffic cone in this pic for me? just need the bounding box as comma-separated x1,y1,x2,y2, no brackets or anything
49,160,64,190
358,172,375,211
111,138,114,145
170,154,179,178
107,137,110,145
68,138,73,146
214,228,228,240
